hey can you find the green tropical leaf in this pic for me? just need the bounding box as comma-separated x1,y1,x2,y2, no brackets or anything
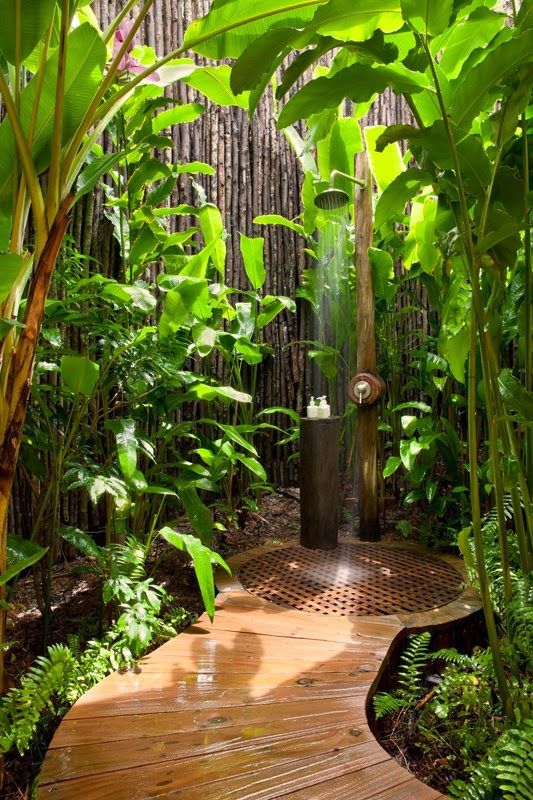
278,63,429,127
383,456,401,477
179,487,214,543
76,150,129,200
450,32,533,129
184,65,250,108
499,369,533,427
199,204,226,276
101,284,156,313
174,161,215,175
0,253,26,304
259,406,300,423
109,418,138,481
183,0,326,59
375,168,433,228
159,278,211,335
240,233,266,290
0,0,56,63
392,401,432,413
235,338,263,365
231,26,298,94
159,528,230,621
318,118,362,190
312,0,404,41
257,295,295,328
431,6,504,81
374,123,422,152
0,24,106,221
192,324,217,357
59,527,102,560
213,422,258,455
189,384,252,403
60,355,100,395
253,214,305,236
364,125,405,193
2,536,48,586
0,318,22,340
236,454,268,480
152,103,205,133
400,0,453,36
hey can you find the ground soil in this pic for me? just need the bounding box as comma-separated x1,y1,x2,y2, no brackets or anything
1,490,443,800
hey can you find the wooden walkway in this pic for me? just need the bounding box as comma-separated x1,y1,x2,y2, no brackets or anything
38,543,480,799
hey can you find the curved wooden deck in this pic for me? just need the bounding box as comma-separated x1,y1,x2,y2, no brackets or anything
38,543,480,799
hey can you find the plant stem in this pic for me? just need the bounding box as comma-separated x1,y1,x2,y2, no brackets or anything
47,0,69,226
0,72,48,250
467,313,511,715
420,32,512,713
522,111,532,493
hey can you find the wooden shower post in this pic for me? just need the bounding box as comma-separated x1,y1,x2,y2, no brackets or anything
354,152,380,540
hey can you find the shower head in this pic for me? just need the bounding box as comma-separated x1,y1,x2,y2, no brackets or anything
314,170,366,211
314,187,350,211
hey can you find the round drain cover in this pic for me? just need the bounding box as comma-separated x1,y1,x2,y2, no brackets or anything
238,542,463,616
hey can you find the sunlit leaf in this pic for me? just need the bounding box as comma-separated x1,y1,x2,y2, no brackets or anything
278,62,428,127
450,32,533,129
240,233,266,290
0,0,56,63
401,0,453,36
183,0,325,59
60,355,100,395
184,65,250,108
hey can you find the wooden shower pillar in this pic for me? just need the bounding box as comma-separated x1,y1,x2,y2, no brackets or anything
354,152,380,541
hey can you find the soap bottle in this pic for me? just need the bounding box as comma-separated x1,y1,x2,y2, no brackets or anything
316,396,330,419
306,396,318,418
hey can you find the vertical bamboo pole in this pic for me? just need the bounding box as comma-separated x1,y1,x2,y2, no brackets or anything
354,152,379,541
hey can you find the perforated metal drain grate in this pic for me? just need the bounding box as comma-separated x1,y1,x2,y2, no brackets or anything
238,542,463,616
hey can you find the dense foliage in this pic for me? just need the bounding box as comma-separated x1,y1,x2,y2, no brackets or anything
0,1,531,797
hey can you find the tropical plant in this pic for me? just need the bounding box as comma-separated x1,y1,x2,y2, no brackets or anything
373,631,432,718
183,0,533,715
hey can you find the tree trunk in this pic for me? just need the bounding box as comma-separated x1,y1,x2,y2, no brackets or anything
354,153,379,541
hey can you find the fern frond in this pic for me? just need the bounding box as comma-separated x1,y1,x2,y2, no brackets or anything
0,645,77,755
496,718,533,800
372,692,408,720
449,716,533,800
397,631,431,701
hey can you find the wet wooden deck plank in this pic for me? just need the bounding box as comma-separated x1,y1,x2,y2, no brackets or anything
41,719,374,784
50,696,366,748
39,741,391,799
38,546,480,800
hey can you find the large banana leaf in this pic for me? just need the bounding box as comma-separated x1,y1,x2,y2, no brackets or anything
450,32,533,129
0,23,105,240
312,0,403,41
183,0,327,58
0,0,56,64
400,0,453,37
278,62,428,127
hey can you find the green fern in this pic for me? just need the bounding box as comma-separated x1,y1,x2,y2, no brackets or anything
396,631,432,698
448,718,533,800
496,718,533,800
373,632,431,719
0,644,77,755
373,692,408,719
